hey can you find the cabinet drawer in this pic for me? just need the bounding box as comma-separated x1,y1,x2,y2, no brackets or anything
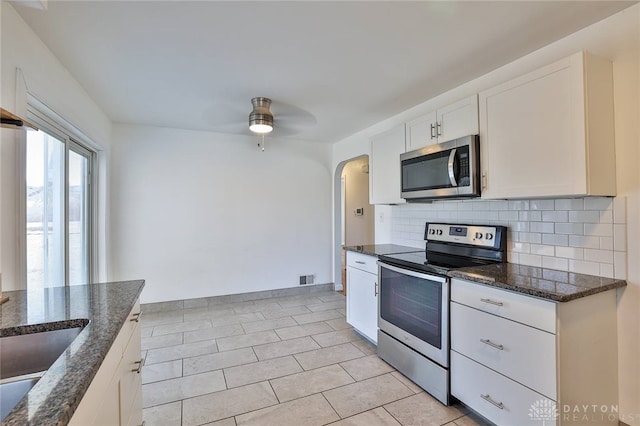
451,278,556,333
451,302,556,400
451,351,557,426
346,252,378,275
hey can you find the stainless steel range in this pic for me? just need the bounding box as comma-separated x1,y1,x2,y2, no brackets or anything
377,222,507,405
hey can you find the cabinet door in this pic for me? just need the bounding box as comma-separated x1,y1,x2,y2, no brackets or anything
437,95,478,144
479,53,588,199
406,111,437,151
369,124,406,205
120,322,142,425
346,267,378,343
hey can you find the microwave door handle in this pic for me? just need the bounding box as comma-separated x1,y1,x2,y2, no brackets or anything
448,148,457,186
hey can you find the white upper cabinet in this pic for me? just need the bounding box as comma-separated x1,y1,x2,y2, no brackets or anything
370,124,406,205
479,51,616,199
405,95,479,152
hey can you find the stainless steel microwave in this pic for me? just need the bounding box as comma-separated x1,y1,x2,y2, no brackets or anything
400,135,480,201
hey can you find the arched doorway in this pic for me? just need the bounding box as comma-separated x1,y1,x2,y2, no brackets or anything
333,155,373,292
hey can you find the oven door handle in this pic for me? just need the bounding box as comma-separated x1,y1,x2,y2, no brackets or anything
377,261,448,284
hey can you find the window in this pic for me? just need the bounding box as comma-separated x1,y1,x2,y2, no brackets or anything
25,111,95,288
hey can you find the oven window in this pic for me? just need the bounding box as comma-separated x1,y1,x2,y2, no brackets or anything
379,266,442,349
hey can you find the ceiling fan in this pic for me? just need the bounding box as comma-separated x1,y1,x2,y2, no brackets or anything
204,97,317,149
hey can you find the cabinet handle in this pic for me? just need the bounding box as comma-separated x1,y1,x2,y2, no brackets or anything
132,358,144,374
355,261,366,265
436,121,442,136
130,312,142,322
430,123,436,139
480,298,503,307
374,282,378,296
480,394,504,410
482,173,487,191
480,338,504,351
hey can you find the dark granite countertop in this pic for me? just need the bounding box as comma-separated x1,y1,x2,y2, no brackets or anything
448,263,626,302
343,244,422,257
0,280,145,425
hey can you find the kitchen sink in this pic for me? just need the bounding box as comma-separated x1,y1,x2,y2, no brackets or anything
0,323,87,420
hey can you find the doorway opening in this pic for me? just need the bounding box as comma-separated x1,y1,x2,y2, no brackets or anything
334,155,374,294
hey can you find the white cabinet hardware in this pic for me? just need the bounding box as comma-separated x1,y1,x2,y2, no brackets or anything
406,95,478,152
480,394,504,410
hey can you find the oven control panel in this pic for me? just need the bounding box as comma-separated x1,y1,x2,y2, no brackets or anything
425,223,502,248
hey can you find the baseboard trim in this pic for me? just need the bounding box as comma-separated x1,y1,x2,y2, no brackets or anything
142,282,335,312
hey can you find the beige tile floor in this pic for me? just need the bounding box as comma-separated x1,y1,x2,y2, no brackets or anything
140,290,489,426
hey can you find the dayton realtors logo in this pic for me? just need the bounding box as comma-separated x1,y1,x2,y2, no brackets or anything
529,399,559,425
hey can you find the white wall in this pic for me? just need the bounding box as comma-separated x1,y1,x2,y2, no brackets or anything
342,157,374,246
0,3,113,290
110,124,332,304
332,5,639,423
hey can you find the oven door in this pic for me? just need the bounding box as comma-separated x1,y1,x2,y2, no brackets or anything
378,261,449,367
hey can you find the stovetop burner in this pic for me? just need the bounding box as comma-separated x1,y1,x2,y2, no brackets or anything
379,222,507,275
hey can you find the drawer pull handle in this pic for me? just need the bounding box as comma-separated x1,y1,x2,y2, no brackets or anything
374,282,378,296
132,358,144,374
480,339,504,350
355,261,366,265
130,312,142,322
481,394,504,410
480,298,503,307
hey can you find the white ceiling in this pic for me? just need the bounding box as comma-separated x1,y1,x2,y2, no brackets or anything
12,1,636,143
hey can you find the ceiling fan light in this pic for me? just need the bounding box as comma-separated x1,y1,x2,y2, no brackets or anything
249,97,274,134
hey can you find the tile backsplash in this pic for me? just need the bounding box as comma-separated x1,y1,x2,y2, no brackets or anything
390,197,627,279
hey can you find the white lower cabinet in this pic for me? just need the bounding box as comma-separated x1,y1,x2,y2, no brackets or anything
451,351,556,426
451,278,619,426
70,300,143,426
346,251,378,343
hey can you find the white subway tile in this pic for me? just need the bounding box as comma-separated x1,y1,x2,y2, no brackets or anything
530,200,555,210
509,200,529,211
529,222,555,233
569,259,600,276
498,211,519,221
519,253,542,267
510,242,531,253
473,201,492,211
542,233,568,246
555,246,584,260
599,210,613,224
584,249,614,264
508,221,529,232
490,201,509,211
613,196,626,224
584,197,613,211
613,224,627,252
542,256,569,271
569,210,600,223
519,211,542,222
554,223,584,235
569,235,600,249
508,252,520,264
599,264,614,279
458,201,474,211
584,223,613,237
600,237,614,251
542,211,568,222
519,232,542,244
614,252,627,280
555,198,584,210
530,244,555,256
